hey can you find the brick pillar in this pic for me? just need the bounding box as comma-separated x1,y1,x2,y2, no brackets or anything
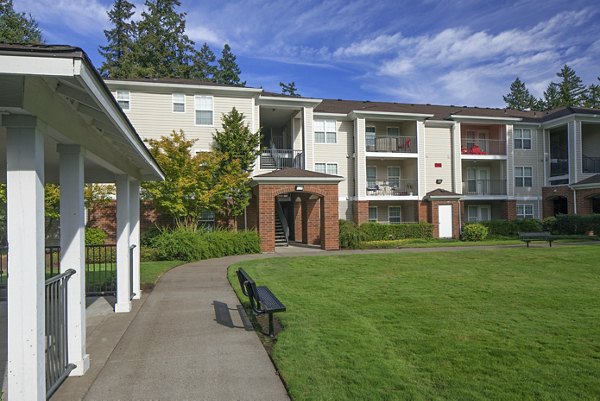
303,196,321,245
258,187,275,253
430,200,460,239
417,201,429,222
353,200,369,225
321,188,339,250
504,200,517,220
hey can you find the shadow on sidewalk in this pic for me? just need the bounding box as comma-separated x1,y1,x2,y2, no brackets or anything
213,300,254,331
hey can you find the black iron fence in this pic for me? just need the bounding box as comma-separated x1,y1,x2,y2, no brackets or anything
45,268,76,399
583,155,600,174
129,244,136,300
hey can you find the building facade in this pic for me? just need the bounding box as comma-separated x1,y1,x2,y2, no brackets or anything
106,78,600,249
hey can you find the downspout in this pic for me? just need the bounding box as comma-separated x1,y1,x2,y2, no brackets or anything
573,188,577,214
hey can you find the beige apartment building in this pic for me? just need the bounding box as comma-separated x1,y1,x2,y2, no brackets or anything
106,78,600,251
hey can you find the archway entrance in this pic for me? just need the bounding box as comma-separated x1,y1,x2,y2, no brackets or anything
552,196,568,215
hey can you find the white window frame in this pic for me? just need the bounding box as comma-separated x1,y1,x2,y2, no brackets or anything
386,127,400,137
366,126,376,149
172,93,186,113
388,206,402,224
366,165,377,189
467,205,491,222
516,204,534,219
315,162,338,175
515,166,533,187
315,120,337,144
116,90,130,110
514,128,532,150
194,95,213,126
368,206,378,222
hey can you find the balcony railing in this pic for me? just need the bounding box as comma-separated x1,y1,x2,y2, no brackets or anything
366,136,416,153
462,179,507,195
461,139,506,155
583,155,600,174
550,159,569,177
366,179,417,196
260,149,304,169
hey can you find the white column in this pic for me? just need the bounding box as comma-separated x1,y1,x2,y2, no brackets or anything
57,144,90,376
115,174,131,313
354,117,366,198
4,115,46,401
129,179,141,299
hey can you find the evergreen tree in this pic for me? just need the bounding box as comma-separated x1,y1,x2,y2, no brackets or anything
99,0,136,78
133,0,195,78
214,44,245,86
543,83,561,110
554,65,586,107
190,42,217,81
0,0,42,43
503,77,537,110
583,78,600,109
280,81,300,97
212,107,261,172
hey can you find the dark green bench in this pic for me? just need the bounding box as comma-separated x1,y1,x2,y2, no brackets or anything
236,268,286,337
518,231,554,247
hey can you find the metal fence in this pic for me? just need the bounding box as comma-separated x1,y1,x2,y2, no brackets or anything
85,244,117,296
45,268,76,399
129,244,136,300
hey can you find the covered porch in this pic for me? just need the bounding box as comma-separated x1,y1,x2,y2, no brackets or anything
0,44,163,400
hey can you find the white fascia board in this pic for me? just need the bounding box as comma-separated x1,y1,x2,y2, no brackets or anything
252,176,344,184
257,96,322,108
450,114,523,123
427,195,463,200
78,65,164,181
570,182,600,190
0,54,75,76
513,122,541,127
105,79,262,97
542,114,600,129
313,112,353,121
350,110,434,120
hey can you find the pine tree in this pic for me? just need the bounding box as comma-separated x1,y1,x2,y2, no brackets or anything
543,83,561,110
554,65,586,107
503,77,537,110
0,0,42,43
214,44,245,86
98,0,136,78
133,0,195,78
190,42,217,81
583,78,600,109
212,107,261,172
280,81,300,97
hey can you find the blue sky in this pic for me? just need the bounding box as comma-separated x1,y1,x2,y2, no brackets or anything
13,0,600,107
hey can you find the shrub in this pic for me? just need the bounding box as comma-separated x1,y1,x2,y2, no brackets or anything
542,217,557,233
85,227,107,245
141,227,161,247
477,220,542,237
553,214,600,235
140,247,160,262
359,222,434,241
461,223,488,241
150,227,260,261
339,220,365,249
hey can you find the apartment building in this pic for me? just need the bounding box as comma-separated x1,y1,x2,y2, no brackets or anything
106,78,600,251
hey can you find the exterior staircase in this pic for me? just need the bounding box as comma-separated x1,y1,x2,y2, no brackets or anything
275,212,288,247
260,152,277,169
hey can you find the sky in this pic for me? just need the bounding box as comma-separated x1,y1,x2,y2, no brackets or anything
13,0,600,108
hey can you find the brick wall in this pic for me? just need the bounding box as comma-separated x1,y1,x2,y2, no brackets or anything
353,201,369,225
541,185,574,218
574,188,600,214
429,200,461,239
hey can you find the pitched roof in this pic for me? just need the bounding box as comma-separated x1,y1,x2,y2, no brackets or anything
254,167,341,178
572,174,600,187
425,188,462,198
109,77,257,89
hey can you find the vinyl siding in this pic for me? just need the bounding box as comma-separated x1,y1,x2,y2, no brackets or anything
313,120,351,198
513,125,542,198
424,125,454,193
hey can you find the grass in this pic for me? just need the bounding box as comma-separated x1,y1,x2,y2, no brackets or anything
140,260,184,288
229,245,600,401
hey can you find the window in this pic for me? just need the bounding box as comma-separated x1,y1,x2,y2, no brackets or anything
515,166,533,187
315,162,337,175
172,93,185,112
366,126,376,149
388,206,402,224
315,120,336,143
514,128,532,150
368,206,378,222
116,91,130,110
467,205,490,222
195,96,213,125
387,127,400,137
366,166,377,189
516,204,534,219
388,166,400,188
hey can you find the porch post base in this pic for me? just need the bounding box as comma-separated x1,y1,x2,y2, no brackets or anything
115,301,132,313
69,354,90,376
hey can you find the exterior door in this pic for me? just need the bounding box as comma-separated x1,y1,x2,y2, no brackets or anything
438,204,453,238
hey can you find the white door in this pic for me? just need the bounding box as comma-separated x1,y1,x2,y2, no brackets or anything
438,204,453,238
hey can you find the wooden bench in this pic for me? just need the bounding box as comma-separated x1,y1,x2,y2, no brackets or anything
236,268,286,337
518,231,554,247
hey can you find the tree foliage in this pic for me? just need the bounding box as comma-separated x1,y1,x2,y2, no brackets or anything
503,78,537,110
212,107,261,172
99,0,137,78
0,0,42,43
214,43,245,86
584,79,600,109
280,81,300,97
191,42,217,81
553,65,586,107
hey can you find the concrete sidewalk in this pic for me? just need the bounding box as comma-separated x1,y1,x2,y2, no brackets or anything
52,253,289,401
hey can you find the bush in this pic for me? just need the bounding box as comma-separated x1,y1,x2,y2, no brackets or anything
85,227,107,245
141,227,161,247
461,223,488,241
542,217,557,233
150,227,261,261
140,247,160,262
359,222,434,241
553,214,600,235
339,220,366,249
477,220,542,237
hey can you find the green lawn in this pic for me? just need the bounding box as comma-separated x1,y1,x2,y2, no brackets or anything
84,260,183,292
230,246,600,401
140,260,184,288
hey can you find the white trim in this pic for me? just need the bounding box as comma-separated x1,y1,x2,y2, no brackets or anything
314,119,337,144
194,95,214,127
257,96,322,108
106,79,263,95
314,162,338,175
350,110,434,120
116,90,130,111
172,93,186,113
515,165,533,188
252,176,344,184
450,114,522,122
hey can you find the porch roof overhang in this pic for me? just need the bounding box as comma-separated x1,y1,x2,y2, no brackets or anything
252,167,344,185
349,110,434,121
425,188,463,200
571,174,600,190
450,114,523,124
0,44,164,183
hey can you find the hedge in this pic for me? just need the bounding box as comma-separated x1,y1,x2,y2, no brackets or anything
467,219,543,237
150,227,261,261
552,214,600,235
339,220,434,248
468,215,600,237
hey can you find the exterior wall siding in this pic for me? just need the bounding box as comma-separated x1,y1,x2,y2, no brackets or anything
424,125,454,193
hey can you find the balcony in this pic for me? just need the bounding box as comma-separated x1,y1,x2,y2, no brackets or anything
583,155,600,174
366,136,416,153
260,149,304,169
462,179,507,196
366,179,417,196
461,139,506,156
550,159,569,177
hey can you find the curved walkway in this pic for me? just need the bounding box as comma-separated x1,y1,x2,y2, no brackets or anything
52,242,596,400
